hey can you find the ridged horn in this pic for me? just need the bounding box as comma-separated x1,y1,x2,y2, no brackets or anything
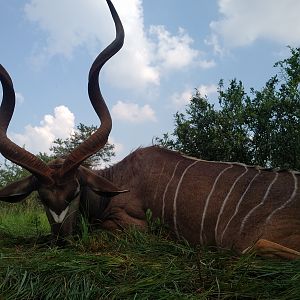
60,0,124,177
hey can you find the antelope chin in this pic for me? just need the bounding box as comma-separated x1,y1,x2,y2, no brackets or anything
49,206,70,223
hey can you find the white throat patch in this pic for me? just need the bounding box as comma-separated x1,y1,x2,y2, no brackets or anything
49,206,70,223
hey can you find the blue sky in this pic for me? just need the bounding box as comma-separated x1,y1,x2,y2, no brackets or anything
1,0,300,165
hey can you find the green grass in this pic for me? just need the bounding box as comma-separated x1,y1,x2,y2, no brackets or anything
0,208,49,238
1,206,300,299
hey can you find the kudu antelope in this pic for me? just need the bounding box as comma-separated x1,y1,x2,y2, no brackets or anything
0,0,300,260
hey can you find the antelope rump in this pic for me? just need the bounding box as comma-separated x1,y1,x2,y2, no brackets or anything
0,0,300,260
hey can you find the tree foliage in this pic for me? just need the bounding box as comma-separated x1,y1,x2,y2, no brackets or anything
50,123,115,168
157,47,300,170
0,161,29,188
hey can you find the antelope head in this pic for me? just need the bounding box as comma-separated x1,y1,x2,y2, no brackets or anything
0,0,126,240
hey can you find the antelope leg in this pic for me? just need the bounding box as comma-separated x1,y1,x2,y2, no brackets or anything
244,239,300,260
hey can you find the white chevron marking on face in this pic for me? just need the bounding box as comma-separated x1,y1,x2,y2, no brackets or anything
49,206,70,223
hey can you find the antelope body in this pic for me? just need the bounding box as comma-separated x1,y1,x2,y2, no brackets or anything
96,147,300,258
0,0,299,259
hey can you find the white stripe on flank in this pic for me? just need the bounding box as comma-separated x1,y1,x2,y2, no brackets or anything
265,172,298,225
199,164,233,245
239,172,279,235
214,166,249,245
153,161,166,201
161,161,182,221
173,161,199,238
220,170,261,244
49,206,70,223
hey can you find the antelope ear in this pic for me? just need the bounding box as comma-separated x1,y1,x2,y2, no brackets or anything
0,175,37,203
78,166,128,197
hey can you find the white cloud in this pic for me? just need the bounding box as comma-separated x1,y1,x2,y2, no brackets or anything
11,105,75,154
149,26,209,72
25,0,109,59
103,0,160,90
198,59,216,69
171,89,193,108
24,0,159,89
210,0,300,50
24,0,211,90
107,136,124,165
204,34,226,56
112,101,157,123
9,104,126,164
171,84,218,108
108,136,124,155
198,84,218,97
16,92,25,105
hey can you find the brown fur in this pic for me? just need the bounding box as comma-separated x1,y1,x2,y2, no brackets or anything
95,146,300,254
